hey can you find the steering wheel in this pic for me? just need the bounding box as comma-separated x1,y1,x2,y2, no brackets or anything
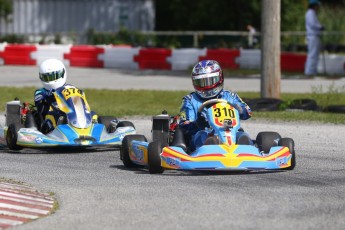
197,99,230,113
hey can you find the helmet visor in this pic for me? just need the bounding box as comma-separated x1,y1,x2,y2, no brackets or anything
39,69,65,82
192,72,221,89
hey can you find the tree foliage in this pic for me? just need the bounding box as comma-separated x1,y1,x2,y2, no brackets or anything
155,0,345,32
0,0,12,21
156,0,260,31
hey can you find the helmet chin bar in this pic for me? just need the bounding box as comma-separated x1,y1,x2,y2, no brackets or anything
196,85,223,99
43,77,66,90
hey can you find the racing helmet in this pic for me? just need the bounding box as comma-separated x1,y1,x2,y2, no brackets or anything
39,58,67,90
191,60,224,99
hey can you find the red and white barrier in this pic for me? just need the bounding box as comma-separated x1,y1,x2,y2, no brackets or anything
318,54,345,75
200,49,240,69
0,43,6,65
237,49,261,69
102,46,140,69
0,44,37,65
64,45,105,68
0,43,344,75
31,44,72,66
133,48,172,70
169,48,206,70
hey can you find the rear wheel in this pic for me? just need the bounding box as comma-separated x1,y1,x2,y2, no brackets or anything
121,134,147,168
279,138,296,170
148,141,165,174
6,124,23,150
256,132,281,153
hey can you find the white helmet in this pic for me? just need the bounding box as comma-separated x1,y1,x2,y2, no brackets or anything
39,59,67,90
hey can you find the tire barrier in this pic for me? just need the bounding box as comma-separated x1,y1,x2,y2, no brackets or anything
245,98,345,114
0,43,344,74
246,98,284,112
323,105,345,113
287,98,320,111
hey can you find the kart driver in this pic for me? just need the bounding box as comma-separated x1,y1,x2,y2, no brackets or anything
176,60,252,151
34,58,75,134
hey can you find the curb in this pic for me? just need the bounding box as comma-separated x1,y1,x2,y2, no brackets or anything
0,180,57,229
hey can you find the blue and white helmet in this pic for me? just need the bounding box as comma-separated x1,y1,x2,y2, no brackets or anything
191,60,224,99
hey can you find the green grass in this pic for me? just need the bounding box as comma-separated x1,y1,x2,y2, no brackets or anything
1,87,345,124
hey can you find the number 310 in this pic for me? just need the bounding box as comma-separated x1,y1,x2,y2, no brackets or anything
214,108,235,118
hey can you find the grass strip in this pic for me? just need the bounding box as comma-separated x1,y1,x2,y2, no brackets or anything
0,87,344,124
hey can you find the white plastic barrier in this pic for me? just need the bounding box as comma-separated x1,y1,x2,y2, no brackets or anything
317,54,345,75
237,49,261,69
168,48,206,70
30,44,72,66
0,42,7,65
101,46,140,69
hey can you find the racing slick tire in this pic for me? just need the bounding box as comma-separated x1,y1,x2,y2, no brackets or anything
279,138,296,170
256,132,281,154
121,134,147,168
97,116,119,133
148,141,165,174
6,124,23,151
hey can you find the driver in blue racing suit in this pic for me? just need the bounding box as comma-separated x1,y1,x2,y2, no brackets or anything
177,60,252,151
34,58,75,133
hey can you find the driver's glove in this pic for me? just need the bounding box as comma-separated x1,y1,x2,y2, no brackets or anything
195,114,209,130
233,103,243,114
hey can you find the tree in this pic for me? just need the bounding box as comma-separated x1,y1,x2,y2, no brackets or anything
261,0,281,99
0,0,12,22
155,0,261,31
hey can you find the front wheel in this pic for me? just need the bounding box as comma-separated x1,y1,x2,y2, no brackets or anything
148,141,165,174
6,124,22,150
121,134,147,168
256,132,281,154
279,138,296,170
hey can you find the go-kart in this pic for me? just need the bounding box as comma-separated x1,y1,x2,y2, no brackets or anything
120,99,296,174
0,85,136,151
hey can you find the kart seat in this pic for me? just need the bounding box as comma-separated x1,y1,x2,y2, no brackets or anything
204,136,219,145
237,132,253,145
24,111,38,129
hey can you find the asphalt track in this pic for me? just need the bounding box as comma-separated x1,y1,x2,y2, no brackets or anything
1,65,345,93
0,66,345,230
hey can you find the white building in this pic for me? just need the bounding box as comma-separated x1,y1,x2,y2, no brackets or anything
0,0,155,43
